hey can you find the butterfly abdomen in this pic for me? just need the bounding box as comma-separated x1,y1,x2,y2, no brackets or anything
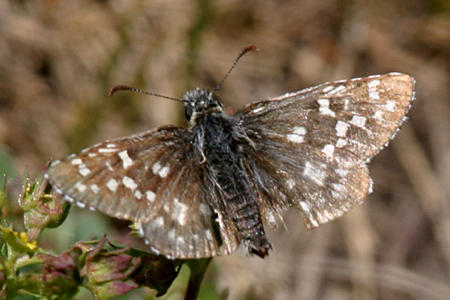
223,188,271,257
195,113,271,257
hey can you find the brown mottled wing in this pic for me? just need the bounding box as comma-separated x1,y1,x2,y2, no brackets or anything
46,126,236,258
237,73,415,229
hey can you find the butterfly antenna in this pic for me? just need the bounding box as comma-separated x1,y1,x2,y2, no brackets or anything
108,85,184,102
212,45,259,93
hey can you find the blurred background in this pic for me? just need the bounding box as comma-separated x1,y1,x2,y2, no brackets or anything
0,0,449,299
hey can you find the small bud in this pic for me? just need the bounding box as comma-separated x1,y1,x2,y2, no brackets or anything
80,237,142,298
20,173,69,240
39,252,79,296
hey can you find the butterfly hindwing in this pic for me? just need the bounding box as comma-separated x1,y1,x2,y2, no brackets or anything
242,146,371,229
138,157,225,259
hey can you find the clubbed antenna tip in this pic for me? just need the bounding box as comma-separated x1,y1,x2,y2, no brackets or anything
108,85,133,97
213,45,259,93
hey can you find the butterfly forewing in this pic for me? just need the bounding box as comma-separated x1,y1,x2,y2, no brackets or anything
238,73,414,228
240,73,414,167
47,127,183,219
46,126,226,258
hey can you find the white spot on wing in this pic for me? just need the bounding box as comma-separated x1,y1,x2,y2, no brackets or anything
75,182,87,192
71,158,82,165
336,168,348,177
335,120,350,137
300,201,311,213
118,150,133,169
332,183,346,194
252,106,265,114
173,198,188,226
286,178,295,189
106,178,118,192
384,100,396,112
64,194,74,203
78,164,91,177
149,246,159,255
303,161,326,186
90,184,99,194
287,126,307,143
146,190,156,202
344,98,350,110
322,144,335,158
105,161,114,171
159,166,170,178
373,110,384,121
122,176,137,190
368,79,380,100
98,148,118,153
336,138,347,148
293,126,306,135
152,162,161,174
134,190,142,199
153,216,164,228
318,99,336,117
176,236,185,248
349,115,367,128
76,202,86,208
205,229,213,240
199,203,211,216
287,134,304,143
168,229,175,242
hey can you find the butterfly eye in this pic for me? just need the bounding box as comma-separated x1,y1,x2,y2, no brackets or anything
184,105,194,121
209,101,221,108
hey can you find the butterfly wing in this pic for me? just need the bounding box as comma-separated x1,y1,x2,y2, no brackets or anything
237,73,415,228
46,126,235,258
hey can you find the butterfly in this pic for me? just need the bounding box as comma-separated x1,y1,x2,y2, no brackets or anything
45,46,415,259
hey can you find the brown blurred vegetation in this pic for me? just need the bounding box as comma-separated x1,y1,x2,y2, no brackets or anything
0,0,449,299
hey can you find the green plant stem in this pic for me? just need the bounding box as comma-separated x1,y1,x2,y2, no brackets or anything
185,258,212,300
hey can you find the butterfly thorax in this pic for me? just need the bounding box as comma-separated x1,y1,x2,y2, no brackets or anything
189,93,272,258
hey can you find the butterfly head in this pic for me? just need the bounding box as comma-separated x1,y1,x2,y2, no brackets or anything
182,87,223,126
